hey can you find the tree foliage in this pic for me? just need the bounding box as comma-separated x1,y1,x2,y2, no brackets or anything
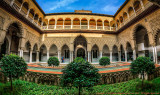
0,54,27,91
99,57,110,66
130,56,155,89
48,57,60,66
60,57,101,95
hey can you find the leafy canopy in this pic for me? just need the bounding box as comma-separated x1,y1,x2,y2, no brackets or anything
130,56,155,75
0,54,27,79
48,57,60,66
99,57,110,66
60,57,101,88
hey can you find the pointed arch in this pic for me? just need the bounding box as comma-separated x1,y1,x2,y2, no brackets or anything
120,44,125,61
112,45,118,61
126,42,133,61
49,44,58,57
102,44,110,57
39,44,47,62
5,21,24,37
23,41,31,62
91,44,99,63
32,43,38,62
61,44,70,63
133,24,151,57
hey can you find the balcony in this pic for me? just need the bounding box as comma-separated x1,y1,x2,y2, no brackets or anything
42,25,115,31
3,0,154,33
3,0,41,30
116,2,153,31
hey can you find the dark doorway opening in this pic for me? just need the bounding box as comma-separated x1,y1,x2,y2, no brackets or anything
77,48,85,58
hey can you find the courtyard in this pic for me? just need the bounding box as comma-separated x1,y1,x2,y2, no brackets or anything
0,0,160,94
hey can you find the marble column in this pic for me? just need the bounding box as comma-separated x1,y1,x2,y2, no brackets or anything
125,50,127,62
58,50,61,63
70,51,72,62
110,51,112,62
140,0,145,9
19,50,23,57
118,51,121,62
0,30,6,43
88,51,91,63
154,47,158,64
55,20,57,29
99,51,102,59
70,51,73,62
152,46,155,63
103,21,104,30
29,50,32,63
133,50,136,60
72,51,74,62
63,20,64,29
36,51,39,63
10,0,15,6
92,50,94,63
71,20,73,29
47,50,49,60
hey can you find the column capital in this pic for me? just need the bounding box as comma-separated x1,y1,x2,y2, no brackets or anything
132,47,136,51
36,50,40,52
19,47,25,50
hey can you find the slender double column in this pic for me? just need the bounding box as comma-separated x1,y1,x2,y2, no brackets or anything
58,50,61,62
99,51,102,59
152,46,158,64
70,51,73,62
19,50,24,57
110,51,112,62
29,50,33,63
88,51,91,63
36,51,39,63
125,50,127,62
133,49,136,60
118,51,121,62
47,50,49,60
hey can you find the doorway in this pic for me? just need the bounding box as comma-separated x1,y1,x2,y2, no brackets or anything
77,48,85,58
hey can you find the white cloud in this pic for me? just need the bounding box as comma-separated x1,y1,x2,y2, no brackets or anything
49,0,78,11
102,5,120,13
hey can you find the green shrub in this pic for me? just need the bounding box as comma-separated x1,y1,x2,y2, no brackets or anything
48,57,60,66
0,54,27,91
60,57,101,95
130,56,155,89
99,57,110,66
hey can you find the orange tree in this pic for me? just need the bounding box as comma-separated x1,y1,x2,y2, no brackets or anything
0,54,27,91
130,56,155,89
60,57,101,95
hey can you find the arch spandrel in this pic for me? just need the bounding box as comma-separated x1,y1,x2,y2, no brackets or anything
60,43,70,51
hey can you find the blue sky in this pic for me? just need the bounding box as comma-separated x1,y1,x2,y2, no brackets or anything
36,0,126,15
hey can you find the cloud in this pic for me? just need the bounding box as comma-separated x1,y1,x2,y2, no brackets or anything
49,0,78,11
102,4,120,13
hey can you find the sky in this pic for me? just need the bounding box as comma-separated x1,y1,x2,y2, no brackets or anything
36,0,126,15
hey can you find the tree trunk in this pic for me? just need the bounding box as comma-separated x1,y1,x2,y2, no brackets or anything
142,73,144,90
10,75,13,91
79,86,81,95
